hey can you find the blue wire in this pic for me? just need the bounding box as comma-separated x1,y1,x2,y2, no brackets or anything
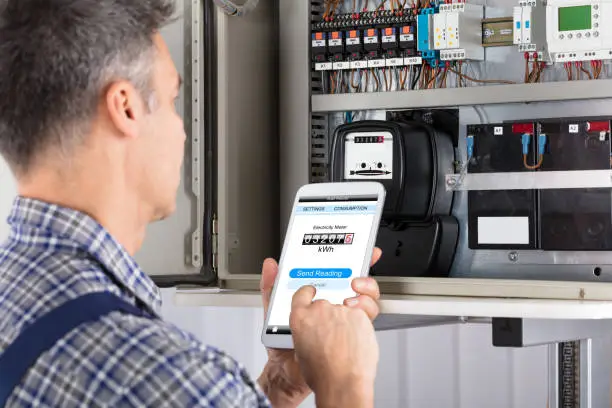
346,111,353,123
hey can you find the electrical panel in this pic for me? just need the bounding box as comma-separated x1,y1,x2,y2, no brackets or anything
302,0,612,284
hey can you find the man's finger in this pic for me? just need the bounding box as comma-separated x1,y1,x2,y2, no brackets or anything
291,285,317,311
370,247,382,266
344,295,380,321
260,258,278,318
351,277,380,301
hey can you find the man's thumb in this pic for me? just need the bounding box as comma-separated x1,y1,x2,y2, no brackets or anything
291,285,316,311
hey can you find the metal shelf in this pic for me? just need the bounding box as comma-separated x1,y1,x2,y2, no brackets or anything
173,288,612,320
173,287,612,350
311,78,612,112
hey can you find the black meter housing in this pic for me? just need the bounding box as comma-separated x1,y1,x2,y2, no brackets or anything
328,118,458,278
329,120,455,222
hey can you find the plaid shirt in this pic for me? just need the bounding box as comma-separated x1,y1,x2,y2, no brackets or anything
0,197,271,407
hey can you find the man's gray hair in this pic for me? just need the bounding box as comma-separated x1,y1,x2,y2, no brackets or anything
0,0,176,176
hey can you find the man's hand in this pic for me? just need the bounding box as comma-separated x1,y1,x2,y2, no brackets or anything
290,285,379,408
257,248,382,408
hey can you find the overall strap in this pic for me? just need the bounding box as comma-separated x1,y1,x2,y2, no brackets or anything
0,292,150,407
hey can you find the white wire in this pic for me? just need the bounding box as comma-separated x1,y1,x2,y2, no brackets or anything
473,105,488,124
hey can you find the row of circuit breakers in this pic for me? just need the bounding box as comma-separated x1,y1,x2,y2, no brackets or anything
312,3,484,68
311,0,612,69
331,117,612,277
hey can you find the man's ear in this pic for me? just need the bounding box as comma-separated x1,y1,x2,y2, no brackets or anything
105,81,145,140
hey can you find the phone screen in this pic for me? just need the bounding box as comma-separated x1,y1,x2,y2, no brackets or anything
265,195,380,335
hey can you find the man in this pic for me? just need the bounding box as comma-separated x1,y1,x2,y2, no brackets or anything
0,1,382,407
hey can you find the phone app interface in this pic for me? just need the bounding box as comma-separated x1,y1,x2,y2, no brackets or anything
266,195,378,335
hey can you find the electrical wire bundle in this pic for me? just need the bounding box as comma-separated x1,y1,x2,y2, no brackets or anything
323,0,343,20
325,59,518,93
523,52,545,83
564,60,604,81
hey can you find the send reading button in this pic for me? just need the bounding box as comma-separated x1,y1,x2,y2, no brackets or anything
289,268,352,279
287,268,352,291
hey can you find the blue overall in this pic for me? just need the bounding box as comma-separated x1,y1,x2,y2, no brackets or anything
0,292,150,407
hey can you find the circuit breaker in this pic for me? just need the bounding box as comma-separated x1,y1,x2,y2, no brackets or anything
433,3,485,61
513,2,548,54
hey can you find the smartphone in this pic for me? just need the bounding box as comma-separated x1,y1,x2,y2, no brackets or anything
261,181,386,349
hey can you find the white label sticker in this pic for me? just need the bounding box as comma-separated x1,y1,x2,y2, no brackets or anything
367,59,386,68
364,36,379,44
494,126,503,135
405,56,423,65
382,35,396,43
350,60,368,69
569,124,579,133
315,62,333,71
346,38,360,46
329,39,342,47
386,58,405,67
478,217,530,245
332,61,350,70
312,40,326,48
400,34,415,42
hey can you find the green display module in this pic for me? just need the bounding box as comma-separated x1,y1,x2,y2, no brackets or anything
558,5,592,31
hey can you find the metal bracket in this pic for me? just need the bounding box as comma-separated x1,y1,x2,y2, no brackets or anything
492,318,612,347
310,114,330,183
445,169,612,191
211,216,218,272
374,314,470,331
445,169,612,192
186,0,203,268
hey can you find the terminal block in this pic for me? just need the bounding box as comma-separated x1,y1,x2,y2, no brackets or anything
399,25,417,56
311,32,327,63
513,1,548,57
346,29,363,61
